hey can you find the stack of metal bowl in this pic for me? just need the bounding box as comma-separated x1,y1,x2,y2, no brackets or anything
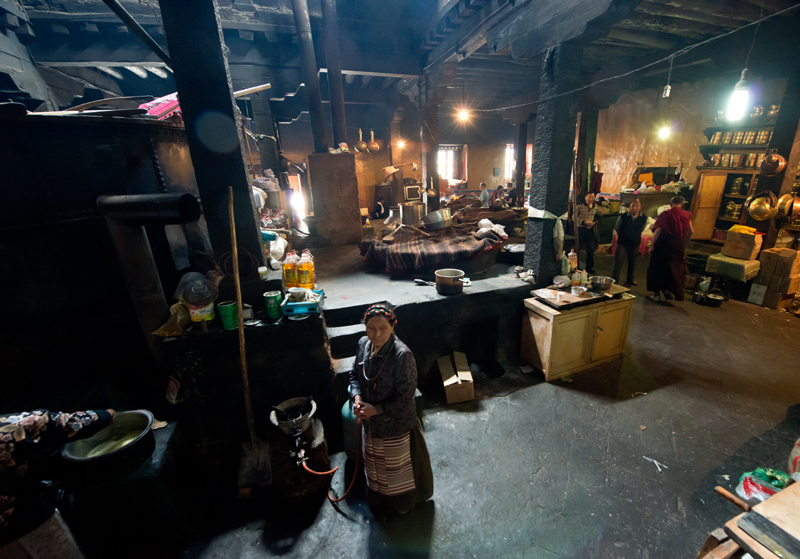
589,276,615,292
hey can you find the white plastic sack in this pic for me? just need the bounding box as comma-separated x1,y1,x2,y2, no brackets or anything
270,236,289,260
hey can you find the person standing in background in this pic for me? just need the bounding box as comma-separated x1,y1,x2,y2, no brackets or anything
647,196,694,302
478,183,490,208
612,199,647,286
575,192,598,273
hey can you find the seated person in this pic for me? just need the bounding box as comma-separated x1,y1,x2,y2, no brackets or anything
372,197,389,220
489,186,506,210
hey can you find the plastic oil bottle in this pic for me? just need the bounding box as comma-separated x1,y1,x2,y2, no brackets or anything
283,251,299,288
296,252,314,290
568,248,578,273
301,249,316,288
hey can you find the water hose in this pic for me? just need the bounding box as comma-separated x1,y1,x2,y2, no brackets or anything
301,418,362,503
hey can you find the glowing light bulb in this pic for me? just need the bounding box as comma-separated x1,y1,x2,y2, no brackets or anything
727,69,751,122
658,125,671,140
397,140,405,149
458,110,469,122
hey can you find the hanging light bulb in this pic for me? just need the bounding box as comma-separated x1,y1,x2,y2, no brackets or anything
727,69,752,122
397,140,405,149
658,124,672,140
458,109,470,122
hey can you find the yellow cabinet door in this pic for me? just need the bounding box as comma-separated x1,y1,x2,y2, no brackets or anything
550,311,594,375
692,173,726,240
591,302,631,361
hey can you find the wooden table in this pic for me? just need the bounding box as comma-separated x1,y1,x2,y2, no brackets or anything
520,293,634,381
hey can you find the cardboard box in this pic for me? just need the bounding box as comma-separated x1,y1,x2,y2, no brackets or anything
438,352,474,404
778,274,800,295
754,268,774,286
762,289,792,310
768,274,783,292
775,249,800,277
748,283,767,306
759,248,781,273
721,231,763,260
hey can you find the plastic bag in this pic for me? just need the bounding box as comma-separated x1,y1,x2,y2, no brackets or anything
789,437,800,482
735,467,790,502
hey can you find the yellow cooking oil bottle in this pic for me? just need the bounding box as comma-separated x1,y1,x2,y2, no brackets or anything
282,250,299,288
296,251,315,290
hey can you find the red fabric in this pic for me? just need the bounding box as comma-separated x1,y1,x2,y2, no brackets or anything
653,208,691,239
591,171,603,194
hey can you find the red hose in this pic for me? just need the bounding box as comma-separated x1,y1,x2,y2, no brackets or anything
300,417,362,503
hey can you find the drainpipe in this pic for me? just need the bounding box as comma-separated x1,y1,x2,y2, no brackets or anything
291,0,329,153
322,0,347,147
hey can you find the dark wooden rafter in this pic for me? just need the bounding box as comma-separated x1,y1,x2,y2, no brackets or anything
635,1,750,28
643,0,768,23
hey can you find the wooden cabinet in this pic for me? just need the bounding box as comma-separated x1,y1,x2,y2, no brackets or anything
520,294,634,381
691,123,774,241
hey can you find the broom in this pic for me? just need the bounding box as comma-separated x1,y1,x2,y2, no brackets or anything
229,186,272,494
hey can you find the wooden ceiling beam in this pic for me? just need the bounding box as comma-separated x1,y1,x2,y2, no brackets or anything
635,2,746,28
605,27,678,50
614,13,718,40
486,0,642,60
645,0,766,22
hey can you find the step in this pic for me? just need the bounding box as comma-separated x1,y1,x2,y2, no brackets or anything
322,300,389,328
326,323,365,359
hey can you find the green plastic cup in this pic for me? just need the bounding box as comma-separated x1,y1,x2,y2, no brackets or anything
218,301,238,330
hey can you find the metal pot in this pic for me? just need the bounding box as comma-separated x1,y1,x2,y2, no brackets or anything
746,190,778,221
775,194,794,221
792,195,800,222
421,208,453,231
705,289,724,308
435,268,467,295
399,202,424,226
760,149,787,176
270,397,316,436
62,410,154,462
693,290,707,305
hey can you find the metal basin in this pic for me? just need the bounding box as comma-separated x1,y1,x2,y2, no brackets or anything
62,410,154,462
589,276,615,292
399,202,424,226
421,209,453,231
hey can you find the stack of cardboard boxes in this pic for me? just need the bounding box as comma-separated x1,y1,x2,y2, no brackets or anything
748,248,800,310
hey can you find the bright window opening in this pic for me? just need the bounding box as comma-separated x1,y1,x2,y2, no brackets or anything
438,149,455,180
504,144,514,180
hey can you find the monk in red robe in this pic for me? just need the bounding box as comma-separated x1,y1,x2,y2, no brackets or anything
647,196,693,302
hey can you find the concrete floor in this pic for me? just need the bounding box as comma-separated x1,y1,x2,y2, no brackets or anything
185,250,800,559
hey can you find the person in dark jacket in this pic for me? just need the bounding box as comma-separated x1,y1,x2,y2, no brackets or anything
0,408,115,558
349,304,433,515
612,199,647,285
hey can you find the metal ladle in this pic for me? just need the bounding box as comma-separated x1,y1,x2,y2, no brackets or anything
367,129,380,153
355,129,368,153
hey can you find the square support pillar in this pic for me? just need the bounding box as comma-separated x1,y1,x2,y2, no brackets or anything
524,44,582,282
308,153,361,245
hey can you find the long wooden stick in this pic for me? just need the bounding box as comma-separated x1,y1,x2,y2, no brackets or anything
229,187,258,443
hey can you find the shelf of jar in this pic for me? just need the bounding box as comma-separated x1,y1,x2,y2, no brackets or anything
696,166,761,172
703,123,775,136
699,143,770,153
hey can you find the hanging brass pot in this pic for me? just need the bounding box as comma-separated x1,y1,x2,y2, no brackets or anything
775,194,794,221
367,129,380,153
760,149,787,177
355,128,368,153
745,190,778,221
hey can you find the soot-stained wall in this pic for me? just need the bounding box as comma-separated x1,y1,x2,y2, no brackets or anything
594,76,788,193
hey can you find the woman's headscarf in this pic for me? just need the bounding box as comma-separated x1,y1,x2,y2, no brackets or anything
363,304,397,326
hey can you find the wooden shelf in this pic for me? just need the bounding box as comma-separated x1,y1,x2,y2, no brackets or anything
708,238,725,244
699,143,770,152
722,194,748,199
696,166,760,172
703,123,775,136
717,216,740,222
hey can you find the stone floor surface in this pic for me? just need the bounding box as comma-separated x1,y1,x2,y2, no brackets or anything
184,251,800,559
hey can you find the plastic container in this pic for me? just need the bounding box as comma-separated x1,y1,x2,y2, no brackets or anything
296,254,314,290
301,249,316,288
183,278,218,323
568,249,578,273
282,251,299,288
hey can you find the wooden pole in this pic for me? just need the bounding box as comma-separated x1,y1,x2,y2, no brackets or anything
291,0,329,154
322,0,347,147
